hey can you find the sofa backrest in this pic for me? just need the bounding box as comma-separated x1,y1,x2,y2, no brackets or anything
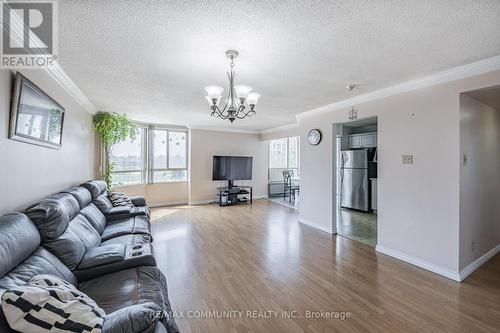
81,180,114,213
0,213,77,332
25,192,103,270
0,213,41,279
63,186,107,234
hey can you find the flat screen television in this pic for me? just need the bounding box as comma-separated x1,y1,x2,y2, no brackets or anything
212,156,253,185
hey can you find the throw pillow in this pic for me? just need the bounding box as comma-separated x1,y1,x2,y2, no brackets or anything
1,274,105,333
108,192,133,207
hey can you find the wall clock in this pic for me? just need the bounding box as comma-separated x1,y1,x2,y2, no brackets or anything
308,129,322,146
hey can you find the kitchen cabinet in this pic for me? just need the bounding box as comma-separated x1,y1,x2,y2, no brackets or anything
348,135,363,149
363,133,377,147
348,132,377,149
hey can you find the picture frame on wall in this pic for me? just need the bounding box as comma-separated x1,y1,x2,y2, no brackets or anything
9,72,65,149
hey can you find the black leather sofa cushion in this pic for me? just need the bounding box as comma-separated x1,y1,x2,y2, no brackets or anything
62,185,93,209
94,193,114,214
27,196,103,270
80,203,108,234
0,248,77,293
78,266,166,312
101,216,152,241
26,193,80,241
0,214,77,333
43,228,86,270
0,213,40,277
78,266,178,332
68,213,102,249
82,181,114,213
81,180,107,199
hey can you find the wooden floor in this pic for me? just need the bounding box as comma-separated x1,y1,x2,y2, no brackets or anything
151,200,500,332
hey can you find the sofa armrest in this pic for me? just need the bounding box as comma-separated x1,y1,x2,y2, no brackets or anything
78,244,125,270
105,206,133,221
102,303,162,333
75,244,156,282
129,196,147,207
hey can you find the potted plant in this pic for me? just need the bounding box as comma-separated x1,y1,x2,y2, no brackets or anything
93,112,137,190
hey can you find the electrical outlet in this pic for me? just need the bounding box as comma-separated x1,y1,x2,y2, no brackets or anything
402,154,413,164
471,241,475,252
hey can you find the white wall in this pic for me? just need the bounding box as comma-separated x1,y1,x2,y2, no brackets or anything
190,129,268,203
459,94,500,271
263,69,500,279
0,69,94,214
117,182,189,206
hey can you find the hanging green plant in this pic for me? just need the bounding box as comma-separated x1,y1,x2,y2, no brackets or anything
93,112,137,190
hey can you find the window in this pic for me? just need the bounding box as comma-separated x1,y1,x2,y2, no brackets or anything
110,126,188,187
268,136,300,182
110,126,146,186
151,129,188,182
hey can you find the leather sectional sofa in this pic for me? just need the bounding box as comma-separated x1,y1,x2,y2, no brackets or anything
0,180,179,333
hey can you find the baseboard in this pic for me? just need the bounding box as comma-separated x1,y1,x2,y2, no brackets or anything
254,194,268,199
375,245,460,282
459,244,500,282
298,218,334,234
188,199,215,205
149,200,188,208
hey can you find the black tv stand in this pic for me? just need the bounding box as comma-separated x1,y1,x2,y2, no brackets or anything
217,185,253,207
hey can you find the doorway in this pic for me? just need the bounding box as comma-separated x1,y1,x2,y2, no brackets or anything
335,117,378,247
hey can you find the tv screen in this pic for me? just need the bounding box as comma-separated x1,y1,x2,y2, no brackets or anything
213,156,253,181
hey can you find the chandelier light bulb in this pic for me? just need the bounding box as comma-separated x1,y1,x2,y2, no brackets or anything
204,85,224,100
246,92,261,106
205,96,218,106
234,85,253,99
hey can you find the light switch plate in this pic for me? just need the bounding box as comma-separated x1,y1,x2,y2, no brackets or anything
402,154,413,164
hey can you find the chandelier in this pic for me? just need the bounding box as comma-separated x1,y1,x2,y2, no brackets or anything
205,50,261,123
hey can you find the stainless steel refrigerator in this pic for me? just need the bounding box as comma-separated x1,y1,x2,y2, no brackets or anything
341,149,369,211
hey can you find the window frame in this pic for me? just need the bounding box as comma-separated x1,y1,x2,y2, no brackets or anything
149,126,189,184
109,124,189,187
110,125,148,186
268,136,300,182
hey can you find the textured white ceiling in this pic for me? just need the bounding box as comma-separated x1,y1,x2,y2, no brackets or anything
58,0,500,131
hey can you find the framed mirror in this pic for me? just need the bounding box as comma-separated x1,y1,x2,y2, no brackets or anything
9,72,65,149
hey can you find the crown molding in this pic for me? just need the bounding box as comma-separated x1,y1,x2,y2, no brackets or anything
44,63,97,114
259,122,299,134
3,4,97,114
187,125,260,134
296,55,500,120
